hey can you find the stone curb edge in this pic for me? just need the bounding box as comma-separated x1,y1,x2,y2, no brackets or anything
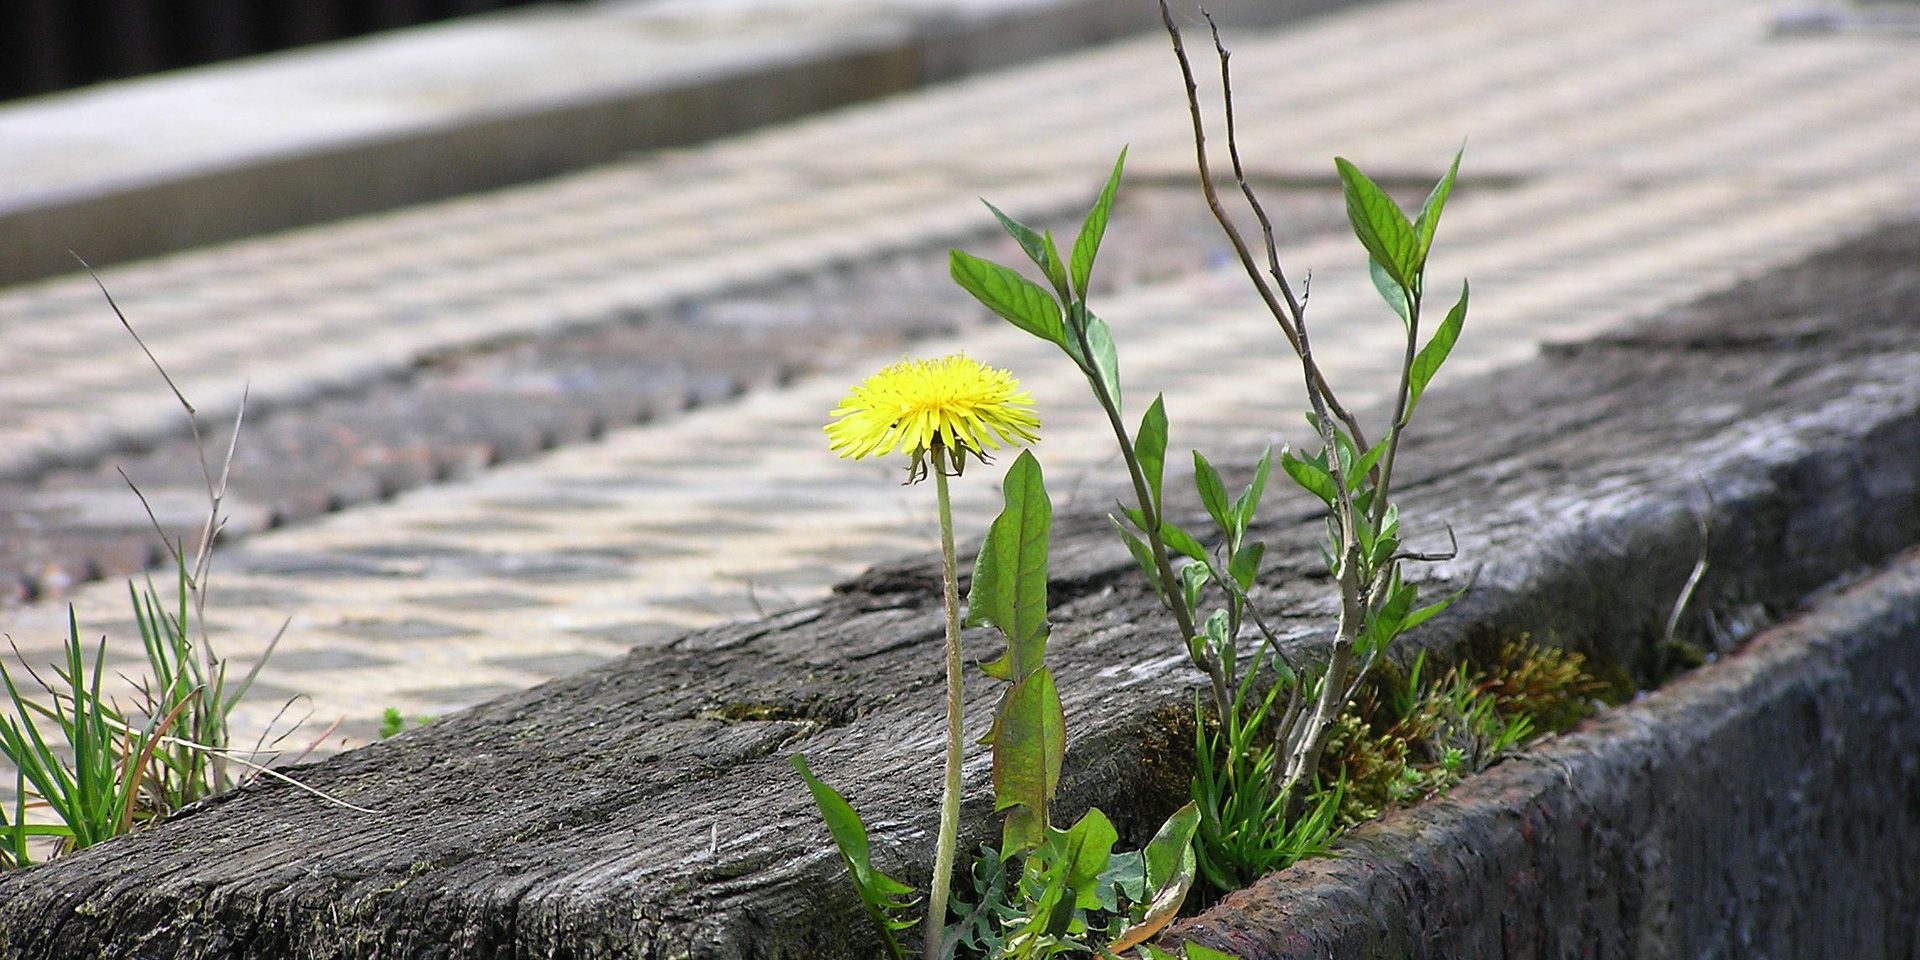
0,0,1363,287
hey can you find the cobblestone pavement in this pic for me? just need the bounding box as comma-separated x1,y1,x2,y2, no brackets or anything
2,0,1919,758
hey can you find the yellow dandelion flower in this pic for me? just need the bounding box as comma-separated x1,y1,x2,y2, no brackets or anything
826,354,1040,481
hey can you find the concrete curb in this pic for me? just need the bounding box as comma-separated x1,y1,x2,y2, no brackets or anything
0,0,1360,287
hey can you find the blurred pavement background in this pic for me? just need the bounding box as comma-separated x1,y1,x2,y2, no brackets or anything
0,0,1916,758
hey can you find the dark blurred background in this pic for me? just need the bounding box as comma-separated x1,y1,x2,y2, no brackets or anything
0,0,592,100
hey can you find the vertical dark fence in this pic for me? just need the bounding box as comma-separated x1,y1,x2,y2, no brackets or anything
0,0,587,102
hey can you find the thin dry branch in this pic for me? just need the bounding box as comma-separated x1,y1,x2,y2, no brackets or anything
1665,489,1715,647
1158,2,1370,451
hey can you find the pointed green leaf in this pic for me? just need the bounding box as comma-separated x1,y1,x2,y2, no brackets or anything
1328,427,1358,479
950,250,1064,344
1278,447,1336,506
1143,801,1200,891
1135,395,1169,512
1160,521,1207,562
1230,446,1274,539
790,755,919,942
968,451,1052,683
1228,540,1265,593
1376,574,1417,632
791,756,884,890
1400,583,1467,634
1370,535,1401,570
1070,147,1128,298
1109,517,1166,604
1055,808,1118,910
993,667,1066,854
1191,451,1232,535
1335,157,1418,288
1353,438,1390,484
1407,280,1468,421
1063,309,1122,412
1370,257,1412,323
983,200,1070,301
1413,144,1464,265
1109,801,1200,952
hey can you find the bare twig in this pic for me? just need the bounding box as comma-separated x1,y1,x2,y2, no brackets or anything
96,713,377,814
158,737,377,815
1159,3,1370,451
1391,525,1460,564
1665,488,1715,647
82,263,290,798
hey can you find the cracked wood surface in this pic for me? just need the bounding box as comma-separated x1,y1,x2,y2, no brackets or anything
1,222,1918,958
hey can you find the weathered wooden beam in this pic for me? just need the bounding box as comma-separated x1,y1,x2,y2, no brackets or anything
2,222,1918,958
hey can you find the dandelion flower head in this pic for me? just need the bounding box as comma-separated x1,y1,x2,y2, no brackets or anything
826,354,1039,480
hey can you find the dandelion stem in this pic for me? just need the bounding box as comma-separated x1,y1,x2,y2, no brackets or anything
927,463,964,960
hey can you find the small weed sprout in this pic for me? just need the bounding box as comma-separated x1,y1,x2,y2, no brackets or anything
0,269,333,866
379,708,436,739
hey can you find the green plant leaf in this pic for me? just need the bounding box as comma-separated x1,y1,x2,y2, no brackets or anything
1180,563,1210,620
969,451,1052,682
1369,257,1412,323
1335,157,1419,289
1228,540,1265,593
1070,147,1128,299
1230,446,1274,540
1135,395,1169,513
1052,807,1118,910
1143,800,1200,891
1353,437,1390,485
993,667,1066,855
1185,944,1244,960
1400,584,1467,635
1413,145,1464,266
1191,452,1232,535
984,201,1070,301
1278,447,1336,506
1406,281,1468,421
1064,309,1122,412
1108,801,1200,952
950,250,1064,345
1096,848,1147,909
1201,610,1232,666
1160,521,1207,563
790,756,918,949
1109,517,1166,604
1378,575,1417,631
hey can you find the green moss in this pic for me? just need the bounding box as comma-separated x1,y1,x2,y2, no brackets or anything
1316,639,1606,826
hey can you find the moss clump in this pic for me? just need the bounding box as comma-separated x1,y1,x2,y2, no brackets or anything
1480,640,1611,734
1318,640,1606,826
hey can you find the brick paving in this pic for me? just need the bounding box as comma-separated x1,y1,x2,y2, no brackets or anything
2,0,1919,762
